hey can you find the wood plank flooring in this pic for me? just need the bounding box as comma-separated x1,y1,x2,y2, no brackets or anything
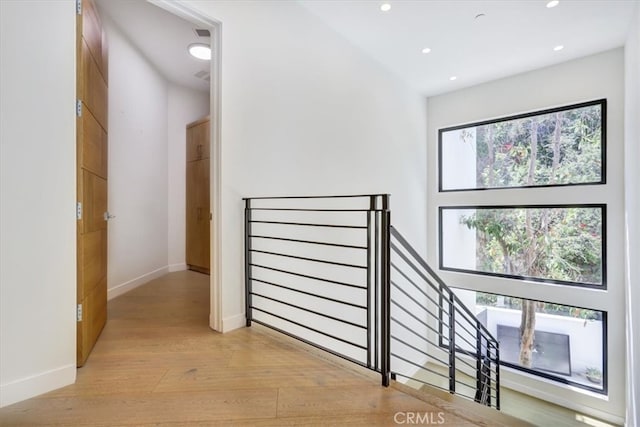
0,271,528,426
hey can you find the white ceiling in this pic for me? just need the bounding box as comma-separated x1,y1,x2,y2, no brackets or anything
96,0,211,93
95,0,637,97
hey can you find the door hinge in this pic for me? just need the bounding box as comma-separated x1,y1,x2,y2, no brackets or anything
76,0,82,15
76,99,82,117
77,304,83,322
76,202,82,220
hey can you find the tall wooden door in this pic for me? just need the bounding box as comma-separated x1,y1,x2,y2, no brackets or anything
77,0,108,367
186,118,210,274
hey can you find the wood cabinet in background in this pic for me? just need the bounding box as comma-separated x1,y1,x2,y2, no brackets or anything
186,117,210,274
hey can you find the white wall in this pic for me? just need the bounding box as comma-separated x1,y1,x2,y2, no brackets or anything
426,49,626,423
182,0,428,331
624,3,640,426
0,1,77,407
167,85,209,272
104,18,171,299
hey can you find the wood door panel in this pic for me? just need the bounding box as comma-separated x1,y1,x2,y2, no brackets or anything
77,276,107,363
81,39,107,130
186,118,210,161
79,108,107,179
186,159,210,271
82,171,107,233
78,229,107,299
78,0,107,367
81,0,105,78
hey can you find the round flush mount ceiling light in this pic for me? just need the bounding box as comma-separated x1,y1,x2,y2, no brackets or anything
449,76,457,81
188,43,211,60
553,44,564,51
546,0,559,8
421,47,432,54
380,3,391,12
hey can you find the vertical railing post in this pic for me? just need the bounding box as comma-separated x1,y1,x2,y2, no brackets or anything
448,292,456,394
475,321,483,403
380,194,391,387
495,343,501,410
366,196,373,369
244,198,252,327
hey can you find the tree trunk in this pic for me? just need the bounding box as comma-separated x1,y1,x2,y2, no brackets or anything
519,119,539,368
519,300,537,368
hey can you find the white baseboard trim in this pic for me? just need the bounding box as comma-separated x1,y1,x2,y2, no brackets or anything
168,263,187,272
222,313,246,332
107,266,169,301
0,364,76,408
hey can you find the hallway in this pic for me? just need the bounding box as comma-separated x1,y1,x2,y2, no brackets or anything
0,271,527,426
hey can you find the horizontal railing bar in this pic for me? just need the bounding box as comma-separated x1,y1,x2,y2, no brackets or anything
453,306,497,343
391,322,445,351
390,249,441,296
251,277,367,309
251,292,367,330
391,226,496,340
251,306,367,350
251,263,366,289
390,372,452,394
249,208,373,212
251,318,368,369
391,290,441,328
390,266,446,312
391,300,443,338
455,354,480,372
390,278,447,319
391,314,448,341
250,249,367,269
250,220,367,229
243,193,389,201
391,335,450,367
390,353,451,381
250,234,367,250
453,328,481,350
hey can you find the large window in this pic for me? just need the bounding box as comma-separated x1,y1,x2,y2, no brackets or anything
440,205,605,288
450,289,606,394
439,99,605,191
437,99,609,392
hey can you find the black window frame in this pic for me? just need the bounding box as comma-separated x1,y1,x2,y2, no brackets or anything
438,99,607,192
438,288,608,395
438,204,607,290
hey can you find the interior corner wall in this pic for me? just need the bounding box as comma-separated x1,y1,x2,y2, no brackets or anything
426,49,625,423
0,1,77,408
167,85,210,272
182,0,428,331
624,3,640,426
103,18,171,299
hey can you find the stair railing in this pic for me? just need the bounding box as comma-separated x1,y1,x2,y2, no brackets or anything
243,194,499,409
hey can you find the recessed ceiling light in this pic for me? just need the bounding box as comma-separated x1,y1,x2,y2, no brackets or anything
449,76,457,81
553,45,564,51
546,0,559,8
421,47,432,54
188,43,211,61
380,3,391,12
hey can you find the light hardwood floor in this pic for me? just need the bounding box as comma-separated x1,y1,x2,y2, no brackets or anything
1,271,530,426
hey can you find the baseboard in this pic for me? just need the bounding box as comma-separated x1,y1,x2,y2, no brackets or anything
168,263,187,272
0,364,76,408
107,266,169,300
222,313,246,332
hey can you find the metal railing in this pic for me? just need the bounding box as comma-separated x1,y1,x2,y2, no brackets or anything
389,226,500,409
243,194,499,408
244,194,390,380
